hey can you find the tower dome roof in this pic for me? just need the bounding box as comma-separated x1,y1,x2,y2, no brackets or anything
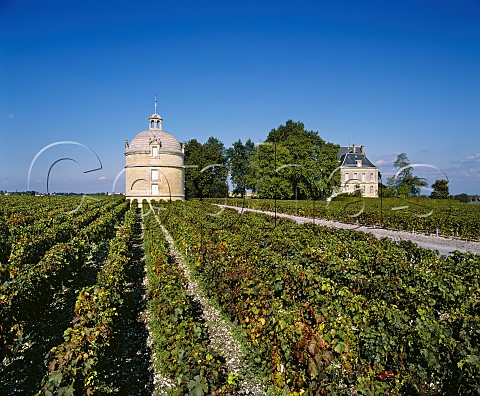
126,129,182,154
126,97,183,155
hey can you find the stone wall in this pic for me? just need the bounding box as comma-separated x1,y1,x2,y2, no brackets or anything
125,151,185,201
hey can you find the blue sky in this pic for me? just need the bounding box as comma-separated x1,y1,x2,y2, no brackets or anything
1,0,479,194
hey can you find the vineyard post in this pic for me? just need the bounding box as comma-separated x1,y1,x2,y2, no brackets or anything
312,197,315,225
311,169,323,226
274,142,277,228
379,172,383,227
200,221,204,259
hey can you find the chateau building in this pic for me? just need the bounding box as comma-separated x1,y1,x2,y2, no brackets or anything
338,144,378,197
125,99,185,202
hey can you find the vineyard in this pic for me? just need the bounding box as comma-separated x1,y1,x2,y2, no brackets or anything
0,196,479,395
206,197,480,241
0,195,147,394
159,200,480,395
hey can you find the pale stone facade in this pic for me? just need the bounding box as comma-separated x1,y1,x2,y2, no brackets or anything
338,144,378,197
125,111,185,202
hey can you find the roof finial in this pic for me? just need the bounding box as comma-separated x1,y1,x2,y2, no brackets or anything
154,95,157,114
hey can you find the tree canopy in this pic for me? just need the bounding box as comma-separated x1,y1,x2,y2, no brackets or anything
226,139,255,198
247,143,294,199
249,120,339,199
184,137,228,199
387,153,428,198
454,193,471,203
430,179,449,199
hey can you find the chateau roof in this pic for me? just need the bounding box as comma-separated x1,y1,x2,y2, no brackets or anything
338,145,376,168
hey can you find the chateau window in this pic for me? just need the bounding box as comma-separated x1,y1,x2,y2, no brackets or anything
370,172,374,182
370,185,374,194
344,172,349,181
356,160,362,167
151,184,158,195
353,172,358,180
361,172,366,182
151,169,159,181
362,185,366,193
152,146,158,157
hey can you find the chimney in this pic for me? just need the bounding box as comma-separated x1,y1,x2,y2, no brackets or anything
360,145,365,154
352,144,356,153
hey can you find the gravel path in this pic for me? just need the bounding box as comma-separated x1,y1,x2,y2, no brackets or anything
139,212,176,395
149,204,266,395
218,205,480,256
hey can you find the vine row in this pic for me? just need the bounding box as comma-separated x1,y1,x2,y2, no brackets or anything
38,202,137,394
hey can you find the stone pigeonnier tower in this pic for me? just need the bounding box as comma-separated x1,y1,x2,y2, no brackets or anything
125,97,185,201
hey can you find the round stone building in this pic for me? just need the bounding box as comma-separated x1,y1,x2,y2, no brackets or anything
125,106,185,202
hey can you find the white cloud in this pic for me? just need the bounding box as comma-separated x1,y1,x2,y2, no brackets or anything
457,153,480,163
376,158,394,166
446,167,480,178
98,176,107,180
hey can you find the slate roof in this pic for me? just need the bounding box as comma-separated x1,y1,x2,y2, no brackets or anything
338,146,376,168
338,146,351,160
126,129,182,154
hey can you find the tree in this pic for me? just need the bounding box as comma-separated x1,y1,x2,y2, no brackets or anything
184,139,203,199
203,137,229,198
248,143,294,199
379,182,396,198
430,179,449,199
184,137,228,199
387,153,428,198
249,120,339,199
227,139,255,197
454,193,471,203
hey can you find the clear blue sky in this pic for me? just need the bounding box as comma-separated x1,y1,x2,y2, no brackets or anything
1,0,479,194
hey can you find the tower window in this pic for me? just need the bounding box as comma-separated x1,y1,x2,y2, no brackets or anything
151,184,158,195
152,169,159,180
152,146,158,157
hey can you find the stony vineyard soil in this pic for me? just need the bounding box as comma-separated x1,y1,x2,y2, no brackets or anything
156,221,266,394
